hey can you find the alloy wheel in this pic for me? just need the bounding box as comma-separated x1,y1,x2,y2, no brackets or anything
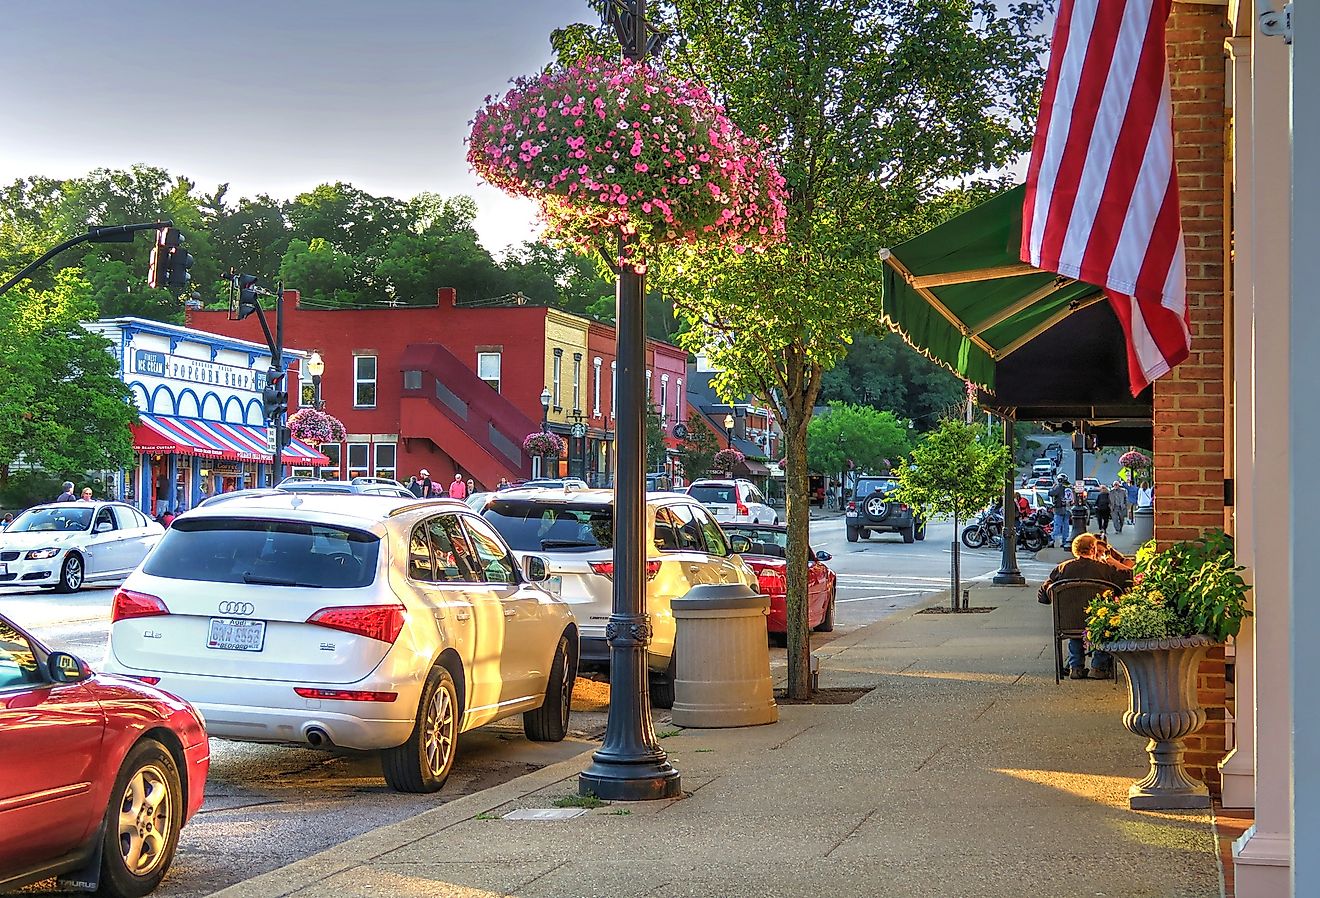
422,684,456,776
65,555,83,590
117,763,173,877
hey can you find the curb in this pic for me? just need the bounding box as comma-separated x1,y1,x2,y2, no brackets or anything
205,741,598,898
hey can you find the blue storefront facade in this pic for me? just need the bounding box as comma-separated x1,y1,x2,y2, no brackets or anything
88,318,327,515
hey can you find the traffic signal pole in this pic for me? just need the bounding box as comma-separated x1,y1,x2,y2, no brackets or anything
0,221,174,297
232,274,289,485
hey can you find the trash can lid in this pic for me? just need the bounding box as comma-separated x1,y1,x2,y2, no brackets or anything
671,583,768,611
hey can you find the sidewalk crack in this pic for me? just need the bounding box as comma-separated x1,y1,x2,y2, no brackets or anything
825,807,878,858
915,741,947,772
971,700,997,722
770,724,815,751
510,858,569,894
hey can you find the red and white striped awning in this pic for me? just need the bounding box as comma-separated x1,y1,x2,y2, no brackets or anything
131,414,329,464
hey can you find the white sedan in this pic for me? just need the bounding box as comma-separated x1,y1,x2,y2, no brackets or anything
0,502,164,592
102,492,579,793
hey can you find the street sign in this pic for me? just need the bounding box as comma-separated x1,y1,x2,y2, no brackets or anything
265,426,277,454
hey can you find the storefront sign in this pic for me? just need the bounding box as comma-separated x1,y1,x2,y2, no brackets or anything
133,349,268,392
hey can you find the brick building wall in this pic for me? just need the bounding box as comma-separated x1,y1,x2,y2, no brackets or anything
1154,2,1230,794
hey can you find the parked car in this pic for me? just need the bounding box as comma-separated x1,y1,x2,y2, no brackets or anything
845,476,925,543
516,478,589,491
0,502,165,592
277,477,415,498
1031,457,1057,478
102,493,578,794
481,488,756,708
721,524,836,638
686,478,778,525
0,613,208,897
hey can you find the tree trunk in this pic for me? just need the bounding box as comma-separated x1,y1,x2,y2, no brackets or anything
783,397,814,699
950,505,960,612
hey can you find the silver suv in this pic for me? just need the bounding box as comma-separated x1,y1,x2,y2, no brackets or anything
481,489,755,708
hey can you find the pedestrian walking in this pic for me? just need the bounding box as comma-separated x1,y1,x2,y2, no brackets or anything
1047,474,1072,548
54,481,75,502
417,469,437,498
449,474,467,500
1126,479,1139,523
465,478,475,496
78,487,94,501
1137,480,1154,512
1109,481,1128,533
1,513,12,529
1093,485,1111,535
406,475,421,497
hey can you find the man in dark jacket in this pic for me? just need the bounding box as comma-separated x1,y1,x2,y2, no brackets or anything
1038,533,1132,679
54,482,75,502
1047,474,1072,548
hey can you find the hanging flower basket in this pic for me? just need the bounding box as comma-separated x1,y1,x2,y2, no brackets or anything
468,57,787,261
287,408,346,445
713,448,745,472
523,431,564,457
1119,450,1152,471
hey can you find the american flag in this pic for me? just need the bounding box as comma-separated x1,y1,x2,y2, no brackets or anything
1021,0,1190,395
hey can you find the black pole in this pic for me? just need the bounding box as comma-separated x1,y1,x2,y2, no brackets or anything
994,415,1026,585
0,221,172,296
271,284,285,483
580,0,680,802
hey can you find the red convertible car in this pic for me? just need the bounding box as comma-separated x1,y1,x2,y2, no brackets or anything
0,613,209,897
723,524,837,637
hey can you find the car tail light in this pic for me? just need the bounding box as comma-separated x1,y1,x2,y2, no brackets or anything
847,501,856,512
589,561,662,580
754,566,787,597
306,605,405,643
112,589,170,622
736,500,750,516
294,687,397,702
899,503,909,512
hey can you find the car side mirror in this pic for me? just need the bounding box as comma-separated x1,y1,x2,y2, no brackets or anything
522,555,550,582
815,550,832,562
48,652,91,683
94,522,113,533
729,535,752,554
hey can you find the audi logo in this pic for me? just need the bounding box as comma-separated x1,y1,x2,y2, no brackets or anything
217,601,255,616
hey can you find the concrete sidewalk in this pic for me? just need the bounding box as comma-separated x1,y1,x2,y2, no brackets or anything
209,582,1220,898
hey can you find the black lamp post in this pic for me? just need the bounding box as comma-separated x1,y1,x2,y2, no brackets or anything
538,387,552,479
579,0,681,803
723,413,735,451
308,351,325,479
994,414,1026,585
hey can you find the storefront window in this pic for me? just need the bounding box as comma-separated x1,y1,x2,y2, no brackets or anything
347,442,369,479
321,443,341,479
354,356,377,408
374,442,397,481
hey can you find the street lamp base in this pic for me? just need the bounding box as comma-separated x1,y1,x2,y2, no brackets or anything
992,569,1027,586
579,755,682,802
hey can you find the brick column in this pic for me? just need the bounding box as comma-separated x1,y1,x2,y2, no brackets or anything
1153,2,1229,795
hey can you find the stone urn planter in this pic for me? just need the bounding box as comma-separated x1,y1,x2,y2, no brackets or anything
1099,634,1216,810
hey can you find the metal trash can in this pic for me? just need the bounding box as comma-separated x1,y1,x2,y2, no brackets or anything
1133,506,1154,545
670,584,778,728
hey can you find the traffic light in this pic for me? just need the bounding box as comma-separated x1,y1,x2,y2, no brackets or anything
163,229,193,289
146,227,193,291
262,368,288,423
147,229,168,288
235,274,260,320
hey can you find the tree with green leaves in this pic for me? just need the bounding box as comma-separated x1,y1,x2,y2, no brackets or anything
554,0,1046,696
806,402,911,486
0,269,136,484
818,331,965,432
677,411,721,483
645,401,668,473
892,419,1011,612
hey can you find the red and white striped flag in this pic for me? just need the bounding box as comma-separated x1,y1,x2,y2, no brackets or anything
1021,0,1190,396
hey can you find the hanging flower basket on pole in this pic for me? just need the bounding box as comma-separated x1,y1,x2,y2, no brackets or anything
523,431,564,458
468,56,787,264
286,408,346,446
713,448,745,474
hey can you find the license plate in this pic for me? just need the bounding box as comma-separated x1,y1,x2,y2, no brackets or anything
207,617,266,652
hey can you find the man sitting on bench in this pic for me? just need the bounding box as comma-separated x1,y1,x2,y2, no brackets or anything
1038,533,1133,679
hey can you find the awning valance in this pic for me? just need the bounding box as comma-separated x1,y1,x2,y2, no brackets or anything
132,414,329,465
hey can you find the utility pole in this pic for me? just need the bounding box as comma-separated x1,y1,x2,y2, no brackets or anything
0,221,178,297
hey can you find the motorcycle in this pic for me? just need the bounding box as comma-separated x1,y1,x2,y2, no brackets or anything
961,509,1004,549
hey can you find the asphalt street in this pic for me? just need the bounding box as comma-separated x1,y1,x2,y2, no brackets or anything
2,512,1018,897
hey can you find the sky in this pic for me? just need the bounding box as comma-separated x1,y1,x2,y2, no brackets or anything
0,0,595,254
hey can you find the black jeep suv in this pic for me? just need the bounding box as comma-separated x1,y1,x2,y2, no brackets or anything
845,476,926,544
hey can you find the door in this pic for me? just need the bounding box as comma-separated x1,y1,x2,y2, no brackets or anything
0,622,105,869
110,505,152,573
460,515,543,706
403,519,480,725
745,483,774,523
85,505,128,576
689,504,746,586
